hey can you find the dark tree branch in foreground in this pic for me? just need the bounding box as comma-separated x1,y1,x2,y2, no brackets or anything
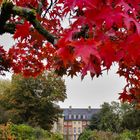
0,1,57,45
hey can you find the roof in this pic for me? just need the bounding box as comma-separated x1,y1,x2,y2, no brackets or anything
62,107,100,121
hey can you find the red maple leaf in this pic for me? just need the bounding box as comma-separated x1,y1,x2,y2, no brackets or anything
14,21,31,40
71,39,101,64
99,40,117,69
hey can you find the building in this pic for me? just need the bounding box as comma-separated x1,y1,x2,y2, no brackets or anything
52,106,100,140
62,106,100,140
51,117,64,134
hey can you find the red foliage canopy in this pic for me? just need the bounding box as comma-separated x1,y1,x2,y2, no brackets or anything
0,0,140,104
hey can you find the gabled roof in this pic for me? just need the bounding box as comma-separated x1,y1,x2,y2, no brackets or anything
62,107,100,121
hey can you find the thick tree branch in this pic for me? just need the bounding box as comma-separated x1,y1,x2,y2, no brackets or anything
3,23,16,34
12,5,57,45
0,1,57,45
0,1,14,35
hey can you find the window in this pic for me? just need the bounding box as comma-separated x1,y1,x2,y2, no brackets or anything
64,128,67,134
74,135,76,140
78,127,81,134
78,114,81,119
74,127,76,134
82,121,87,125
71,114,74,119
64,122,67,125
83,114,86,119
69,128,72,134
74,114,76,119
69,114,71,119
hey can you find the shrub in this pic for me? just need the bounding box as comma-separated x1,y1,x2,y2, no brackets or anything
78,130,93,140
117,130,135,140
92,130,118,140
135,129,140,140
78,130,118,140
0,122,63,140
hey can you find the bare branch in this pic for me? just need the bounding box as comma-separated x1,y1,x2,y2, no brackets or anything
43,0,57,18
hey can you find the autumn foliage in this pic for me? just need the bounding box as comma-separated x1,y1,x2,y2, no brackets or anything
0,0,140,104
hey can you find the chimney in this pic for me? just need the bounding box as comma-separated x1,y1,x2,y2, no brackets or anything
88,106,91,111
69,106,72,109
69,106,72,112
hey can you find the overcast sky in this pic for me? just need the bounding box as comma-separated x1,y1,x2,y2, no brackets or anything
59,66,126,108
0,34,126,109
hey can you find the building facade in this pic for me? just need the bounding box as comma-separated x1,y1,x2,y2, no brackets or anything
62,106,100,140
52,106,100,140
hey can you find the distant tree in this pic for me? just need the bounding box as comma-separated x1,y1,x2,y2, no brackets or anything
0,72,66,130
98,102,121,132
88,113,100,130
88,102,122,133
89,101,140,132
121,104,140,130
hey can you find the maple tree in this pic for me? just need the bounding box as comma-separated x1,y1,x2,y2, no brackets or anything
0,0,140,104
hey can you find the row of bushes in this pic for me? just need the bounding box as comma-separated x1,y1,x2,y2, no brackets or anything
0,122,63,140
78,129,140,140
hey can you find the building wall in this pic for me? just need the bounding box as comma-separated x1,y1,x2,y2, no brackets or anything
52,117,64,134
52,107,100,140
63,120,89,140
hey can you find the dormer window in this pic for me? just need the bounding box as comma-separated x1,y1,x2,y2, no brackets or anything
78,114,81,119
83,114,86,119
69,114,71,119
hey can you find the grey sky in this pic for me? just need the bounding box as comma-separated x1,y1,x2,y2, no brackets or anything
59,66,126,108
0,34,126,108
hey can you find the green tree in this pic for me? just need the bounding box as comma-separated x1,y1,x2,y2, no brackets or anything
0,72,66,130
88,113,101,130
89,102,122,133
0,79,11,123
121,105,140,130
89,101,140,133
78,130,93,140
97,102,121,132
0,79,11,94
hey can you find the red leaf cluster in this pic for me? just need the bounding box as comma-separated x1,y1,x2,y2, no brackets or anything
1,0,140,104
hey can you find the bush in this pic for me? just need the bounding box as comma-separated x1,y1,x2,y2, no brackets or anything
0,122,63,140
117,130,135,140
78,130,93,140
78,129,140,140
78,130,118,140
136,129,140,140
92,130,118,140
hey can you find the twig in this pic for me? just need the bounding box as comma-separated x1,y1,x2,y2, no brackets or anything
43,0,57,18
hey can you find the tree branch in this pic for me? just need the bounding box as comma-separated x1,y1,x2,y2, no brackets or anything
0,1,57,45
3,23,16,34
0,1,14,35
43,0,53,18
12,6,57,45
